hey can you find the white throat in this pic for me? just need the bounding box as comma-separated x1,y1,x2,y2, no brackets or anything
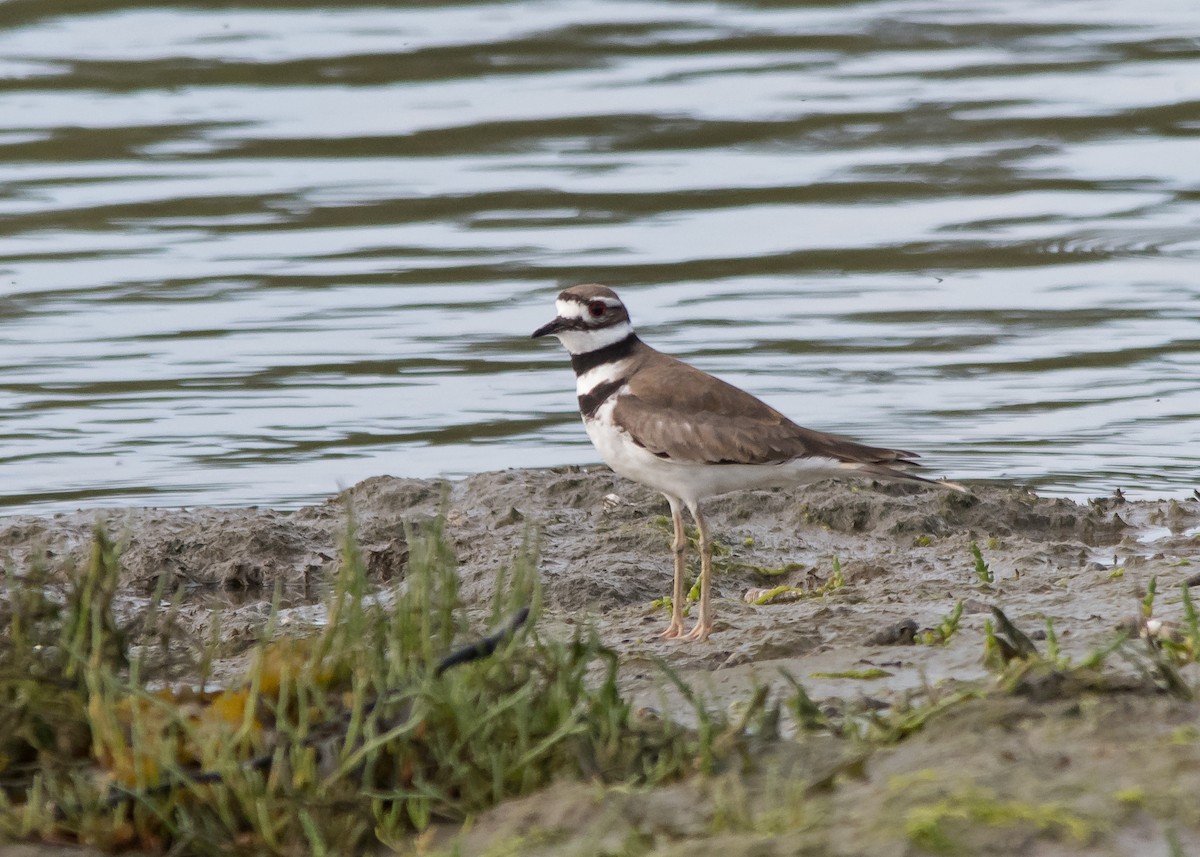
556,319,634,355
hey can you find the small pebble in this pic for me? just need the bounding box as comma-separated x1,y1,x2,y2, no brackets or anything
869,618,918,646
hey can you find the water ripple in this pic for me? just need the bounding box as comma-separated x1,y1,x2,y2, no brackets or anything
2,0,1199,512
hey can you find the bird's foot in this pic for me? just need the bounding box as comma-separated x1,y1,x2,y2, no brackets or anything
660,620,686,639
681,620,713,642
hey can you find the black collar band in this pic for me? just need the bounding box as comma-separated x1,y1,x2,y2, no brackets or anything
570,333,640,375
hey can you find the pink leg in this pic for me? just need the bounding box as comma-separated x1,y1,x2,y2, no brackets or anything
682,503,714,642
660,495,687,639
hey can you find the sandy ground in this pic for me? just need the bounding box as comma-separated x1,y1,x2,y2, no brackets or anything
4,467,1200,855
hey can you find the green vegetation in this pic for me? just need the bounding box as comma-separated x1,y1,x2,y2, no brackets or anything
809,668,891,680
751,584,805,605
904,784,1092,855
918,600,964,646
751,556,846,605
1127,577,1200,696
970,541,994,585
6,523,1200,855
738,560,808,577
0,518,728,854
830,555,846,589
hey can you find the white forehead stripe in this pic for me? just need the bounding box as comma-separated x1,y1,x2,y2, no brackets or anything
555,298,584,319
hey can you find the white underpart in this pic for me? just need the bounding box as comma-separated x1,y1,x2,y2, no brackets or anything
576,357,634,397
555,318,634,356
584,395,847,507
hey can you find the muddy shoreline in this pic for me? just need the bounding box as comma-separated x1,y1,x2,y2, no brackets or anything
4,467,1195,669
4,467,1200,855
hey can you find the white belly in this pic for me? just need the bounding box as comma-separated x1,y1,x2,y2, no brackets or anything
583,397,844,507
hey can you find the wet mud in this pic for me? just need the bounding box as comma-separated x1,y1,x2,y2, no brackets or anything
4,467,1200,855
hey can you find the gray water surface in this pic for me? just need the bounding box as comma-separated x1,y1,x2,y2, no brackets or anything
2,0,1199,513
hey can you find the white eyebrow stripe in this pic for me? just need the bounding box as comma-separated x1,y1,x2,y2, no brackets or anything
556,296,621,318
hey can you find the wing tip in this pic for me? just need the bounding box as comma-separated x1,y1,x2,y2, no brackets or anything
934,478,971,494
842,461,971,494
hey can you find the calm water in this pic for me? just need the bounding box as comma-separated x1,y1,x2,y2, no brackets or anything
1,0,1198,514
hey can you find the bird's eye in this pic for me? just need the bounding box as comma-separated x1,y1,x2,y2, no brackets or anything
587,301,607,318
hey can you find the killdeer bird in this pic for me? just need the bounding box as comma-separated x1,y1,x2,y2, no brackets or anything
533,284,964,642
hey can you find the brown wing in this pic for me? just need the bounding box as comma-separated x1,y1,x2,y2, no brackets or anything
615,350,919,467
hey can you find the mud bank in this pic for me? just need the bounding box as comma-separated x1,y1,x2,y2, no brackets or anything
4,468,1200,855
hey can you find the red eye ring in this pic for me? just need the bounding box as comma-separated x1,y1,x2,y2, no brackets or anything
587,300,607,318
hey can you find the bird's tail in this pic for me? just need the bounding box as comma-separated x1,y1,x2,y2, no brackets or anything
845,461,970,494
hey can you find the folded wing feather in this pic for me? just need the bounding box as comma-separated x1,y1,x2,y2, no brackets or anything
614,349,919,468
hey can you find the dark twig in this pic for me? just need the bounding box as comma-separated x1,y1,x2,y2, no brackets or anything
436,606,530,676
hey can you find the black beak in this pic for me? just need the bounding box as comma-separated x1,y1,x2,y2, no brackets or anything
532,317,567,338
